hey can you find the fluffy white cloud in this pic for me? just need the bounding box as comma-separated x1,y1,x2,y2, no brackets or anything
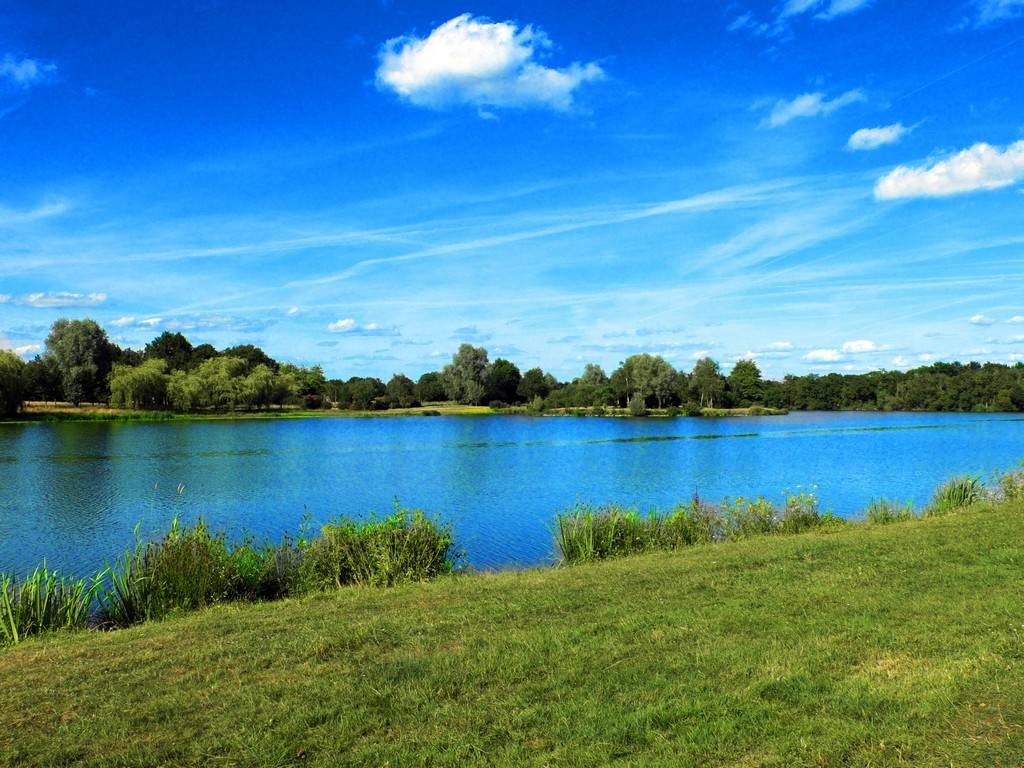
14,344,40,357
804,348,841,362
760,341,794,351
1008,315,1024,324
18,291,107,308
847,123,909,151
0,294,9,303
138,317,162,327
376,14,603,112
970,314,996,326
286,306,301,316
328,318,357,333
841,339,877,353
976,0,1024,24
110,316,136,327
891,355,909,367
918,353,938,362
875,140,1024,200
0,55,57,88
765,89,865,128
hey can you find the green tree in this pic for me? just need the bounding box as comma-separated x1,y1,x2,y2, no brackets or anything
109,359,169,409
727,360,764,407
484,358,521,404
416,372,446,403
44,319,116,405
347,377,386,410
220,344,278,372
579,363,608,386
144,332,193,371
442,344,489,405
386,374,420,408
24,356,61,402
0,350,27,417
518,367,552,401
691,358,725,408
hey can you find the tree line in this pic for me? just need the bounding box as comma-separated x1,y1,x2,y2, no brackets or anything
2,318,1024,417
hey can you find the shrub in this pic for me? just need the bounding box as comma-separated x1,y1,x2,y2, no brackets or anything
996,466,1024,502
627,396,648,417
865,498,915,525
589,405,607,416
488,400,509,410
779,492,824,534
0,567,103,645
722,497,778,540
684,401,703,417
665,405,681,417
926,475,984,516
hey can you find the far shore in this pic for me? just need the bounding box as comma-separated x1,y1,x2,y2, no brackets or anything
2,401,789,424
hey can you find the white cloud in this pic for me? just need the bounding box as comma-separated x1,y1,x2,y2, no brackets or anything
781,0,873,19
841,339,877,353
875,140,1024,200
1008,315,1024,324
976,0,1024,24
14,344,40,357
286,306,301,316
138,317,162,327
376,14,603,112
847,123,909,151
0,54,57,88
110,316,136,327
970,314,996,326
891,355,909,367
328,318,357,333
804,348,842,362
918,353,938,362
760,341,793,351
765,89,865,128
0,294,9,303
18,291,107,308
690,349,711,360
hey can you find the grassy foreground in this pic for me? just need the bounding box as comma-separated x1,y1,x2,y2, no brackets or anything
3,503,1024,766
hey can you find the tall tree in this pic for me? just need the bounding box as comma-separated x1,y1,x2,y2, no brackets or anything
416,372,446,403
442,344,489,405
484,358,521,404
727,360,764,407
691,357,725,408
44,319,116,405
0,350,27,416
386,373,419,408
518,367,552,401
144,332,193,371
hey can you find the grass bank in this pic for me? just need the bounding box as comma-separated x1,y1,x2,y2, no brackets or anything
3,495,1024,765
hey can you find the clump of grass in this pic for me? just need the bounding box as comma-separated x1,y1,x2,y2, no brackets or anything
865,498,916,525
557,492,830,563
926,475,985,516
101,518,237,626
303,506,456,588
0,567,103,645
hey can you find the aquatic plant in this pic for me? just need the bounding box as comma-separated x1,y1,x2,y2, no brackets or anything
0,567,103,645
303,506,456,589
926,475,985,516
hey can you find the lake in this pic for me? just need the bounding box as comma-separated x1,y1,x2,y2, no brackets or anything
2,411,1023,575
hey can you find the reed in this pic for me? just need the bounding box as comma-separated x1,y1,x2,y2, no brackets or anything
926,475,985,516
865,498,916,525
0,567,103,645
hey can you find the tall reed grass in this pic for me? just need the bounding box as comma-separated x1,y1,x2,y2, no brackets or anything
0,567,103,644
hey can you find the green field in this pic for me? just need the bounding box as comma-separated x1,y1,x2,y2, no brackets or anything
3,501,1024,766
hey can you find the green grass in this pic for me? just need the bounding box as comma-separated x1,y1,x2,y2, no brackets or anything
3,501,1024,766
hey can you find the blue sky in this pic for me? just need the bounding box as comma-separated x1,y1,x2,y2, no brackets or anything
1,0,1023,380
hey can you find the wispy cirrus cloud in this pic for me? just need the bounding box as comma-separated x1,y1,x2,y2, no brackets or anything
974,0,1024,25
780,0,874,20
764,89,865,128
376,14,603,113
875,140,1024,200
847,123,910,151
16,291,107,308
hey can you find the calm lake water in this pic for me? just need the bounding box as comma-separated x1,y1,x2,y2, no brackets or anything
2,411,1023,575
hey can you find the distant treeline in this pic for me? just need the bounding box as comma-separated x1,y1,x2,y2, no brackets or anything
2,318,1024,417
